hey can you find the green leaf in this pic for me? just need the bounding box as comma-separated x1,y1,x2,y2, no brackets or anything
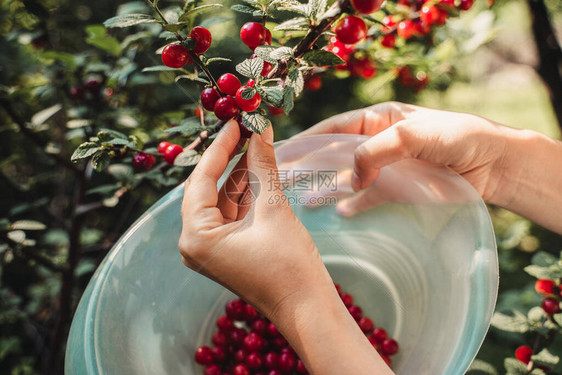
11,221,46,231
274,1,310,17
532,348,560,368
286,67,304,96
102,138,135,147
467,359,498,375
175,75,210,84
163,122,206,135
491,311,529,333
231,4,257,14
256,87,283,107
310,0,328,17
532,251,557,267
241,112,271,135
270,46,294,61
241,86,257,100
92,152,111,172
236,58,264,79
205,57,232,65
98,129,128,141
86,25,122,56
163,23,185,33
103,14,159,28
302,50,345,66
7,230,25,244
274,17,309,31
174,150,202,166
31,104,62,127
179,4,223,22
504,358,529,375
252,9,268,17
524,265,562,280
254,46,278,64
283,86,294,115
71,142,101,161
40,51,77,67
142,66,178,72
0,337,20,360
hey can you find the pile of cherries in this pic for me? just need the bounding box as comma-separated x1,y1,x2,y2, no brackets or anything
194,284,399,375
513,278,561,368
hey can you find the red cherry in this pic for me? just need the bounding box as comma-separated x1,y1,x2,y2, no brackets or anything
245,352,263,369
278,352,296,372
272,337,288,349
414,19,431,35
381,354,392,366
414,72,429,93
348,305,363,320
214,97,240,121
340,293,354,307
70,85,85,100
243,332,264,352
204,364,222,375
380,34,396,48
218,73,242,96
104,87,114,99
267,370,282,375
381,339,399,356
164,144,183,165
195,107,203,118
252,54,273,77
240,22,266,50
296,359,308,373
85,79,102,94
212,331,228,347
381,15,397,30
226,299,246,321
212,346,227,363
161,44,192,68
201,87,221,111
195,346,214,366
372,328,388,343
459,0,474,10
216,314,234,332
266,322,281,338
542,297,560,315
264,29,272,45
244,304,259,322
233,364,250,375
327,37,355,63
132,152,155,172
398,66,416,86
235,86,261,112
335,16,367,45
268,106,284,117
251,319,268,335
351,0,383,14
157,141,171,154
264,352,278,369
397,20,416,39
515,345,533,364
420,5,440,25
234,349,247,363
229,327,247,347
304,75,322,91
368,335,381,351
536,279,557,296
189,26,212,54
334,283,342,294
358,317,375,333
348,58,376,78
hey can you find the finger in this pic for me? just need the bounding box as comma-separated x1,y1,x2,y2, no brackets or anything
352,120,422,191
296,102,408,137
217,153,249,222
336,186,390,217
182,120,240,216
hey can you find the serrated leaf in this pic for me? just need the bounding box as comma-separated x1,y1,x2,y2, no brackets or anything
309,0,328,18
270,47,294,61
163,123,206,135
504,358,529,375
142,66,178,72
241,86,257,100
11,221,47,231
241,112,271,135
174,150,202,166
71,142,101,161
179,4,223,22
532,348,560,368
252,9,268,17
525,265,562,280
92,152,111,172
302,50,345,66
103,138,135,147
31,104,62,126
256,87,283,107
491,311,529,333
286,67,304,96
98,129,128,141
283,86,294,115
231,4,257,14
467,360,498,375
205,57,232,65
273,17,309,31
104,14,159,28
275,1,310,17
236,58,264,79
254,46,278,64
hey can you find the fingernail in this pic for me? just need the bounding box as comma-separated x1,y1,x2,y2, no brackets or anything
336,202,352,217
351,171,361,192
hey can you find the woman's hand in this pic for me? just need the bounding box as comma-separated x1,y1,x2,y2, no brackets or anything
299,101,562,234
179,121,394,374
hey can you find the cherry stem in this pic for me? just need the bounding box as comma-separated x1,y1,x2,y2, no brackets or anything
186,50,222,95
105,145,159,157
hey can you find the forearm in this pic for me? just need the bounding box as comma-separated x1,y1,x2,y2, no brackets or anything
493,126,562,234
269,271,394,375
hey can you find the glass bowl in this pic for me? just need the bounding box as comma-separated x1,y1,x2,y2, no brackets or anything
66,134,498,375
